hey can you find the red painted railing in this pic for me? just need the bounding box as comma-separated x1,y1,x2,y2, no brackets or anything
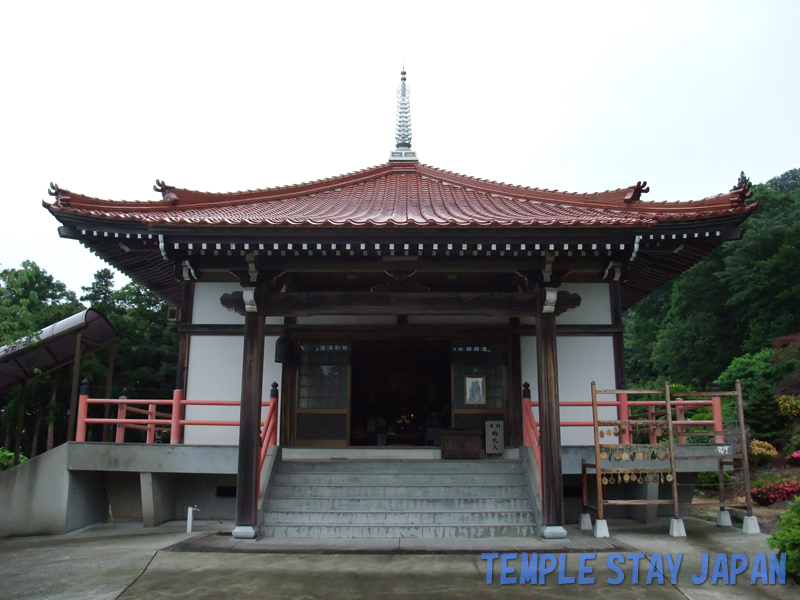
524,396,724,445
521,386,725,500
75,386,281,472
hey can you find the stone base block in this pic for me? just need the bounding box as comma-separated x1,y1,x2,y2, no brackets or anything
669,518,686,537
593,519,609,538
742,516,760,534
716,510,732,527
579,513,593,531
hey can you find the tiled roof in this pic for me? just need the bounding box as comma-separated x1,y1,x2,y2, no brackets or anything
44,162,755,228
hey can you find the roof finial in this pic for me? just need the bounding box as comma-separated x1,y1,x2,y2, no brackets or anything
389,67,417,162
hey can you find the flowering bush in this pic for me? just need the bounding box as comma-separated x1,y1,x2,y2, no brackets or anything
751,476,800,506
789,450,800,467
777,395,800,420
749,439,778,465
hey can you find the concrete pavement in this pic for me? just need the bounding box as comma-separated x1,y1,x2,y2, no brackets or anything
0,518,796,599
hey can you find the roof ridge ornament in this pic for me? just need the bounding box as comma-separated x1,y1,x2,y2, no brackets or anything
153,179,179,204
623,181,650,204
389,68,418,163
731,180,753,207
48,182,71,207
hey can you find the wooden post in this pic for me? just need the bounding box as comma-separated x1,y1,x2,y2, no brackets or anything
14,381,27,466
67,332,83,441
736,379,754,517
609,281,630,444
711,381,724,444
76,380,90,442
30,399,43,458
591,381,604,520
508,331,523,448
46,374,59,451
234,286,266,538
102,346,116,442
664,382,681,520
536,293,564,528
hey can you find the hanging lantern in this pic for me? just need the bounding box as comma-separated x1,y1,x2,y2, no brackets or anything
274,332,292,363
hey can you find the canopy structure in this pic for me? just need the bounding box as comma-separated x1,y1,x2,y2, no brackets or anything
0,308,118,393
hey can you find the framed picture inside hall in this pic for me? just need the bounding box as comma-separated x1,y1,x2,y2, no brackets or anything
464,375,487,405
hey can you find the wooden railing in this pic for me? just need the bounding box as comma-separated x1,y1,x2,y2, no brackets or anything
75,381,281,472
521,383,726,502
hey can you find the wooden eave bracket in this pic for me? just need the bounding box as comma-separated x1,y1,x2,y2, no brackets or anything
603,261,622,281
542,287,582,316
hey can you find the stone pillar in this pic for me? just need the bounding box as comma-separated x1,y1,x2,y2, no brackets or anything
233,286,266,539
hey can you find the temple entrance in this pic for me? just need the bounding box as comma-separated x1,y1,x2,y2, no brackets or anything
350,340,451,447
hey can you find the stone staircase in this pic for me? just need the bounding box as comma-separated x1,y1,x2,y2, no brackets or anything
262,459,537,538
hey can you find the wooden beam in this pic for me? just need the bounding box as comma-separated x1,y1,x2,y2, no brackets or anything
256,292,539,317
536,295,564,527
234,284,266,537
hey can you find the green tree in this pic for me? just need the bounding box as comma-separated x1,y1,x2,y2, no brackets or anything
718,348,800,445
624,166,800,391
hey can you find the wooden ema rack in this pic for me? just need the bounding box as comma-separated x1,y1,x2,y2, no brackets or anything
581,380,754,522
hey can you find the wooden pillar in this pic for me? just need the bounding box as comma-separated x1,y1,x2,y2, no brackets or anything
536,291,564,530
14,381,27,465
30,399,43,458
102,346,116,442
46,374,59,451
67,332,83,441
609,281,627,389
507,323,523,448
175,281,194,392
233,286,266,539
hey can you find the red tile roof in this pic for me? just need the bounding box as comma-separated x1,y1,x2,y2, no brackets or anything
45,162,755,228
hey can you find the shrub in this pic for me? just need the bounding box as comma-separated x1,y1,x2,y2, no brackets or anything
787,424,800,455
0,448,27,472
768,498,800,580
778,395,800,420
696,471,732,490
751,476,800,506
789,450,800,467
749,439,778,465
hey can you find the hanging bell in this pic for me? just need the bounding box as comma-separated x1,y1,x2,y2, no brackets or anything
274,332,293,363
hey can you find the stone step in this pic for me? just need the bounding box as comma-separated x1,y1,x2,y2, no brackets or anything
267,497,533,511
263,510,535,525
264,524,537,538
279,460,522,474
273,472,524,486
269,484,529,499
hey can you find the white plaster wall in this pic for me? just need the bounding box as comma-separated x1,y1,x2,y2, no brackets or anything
192,282,282,325
520,283,612,326
296,316,396,325
184,335,283,445
520,335,617,447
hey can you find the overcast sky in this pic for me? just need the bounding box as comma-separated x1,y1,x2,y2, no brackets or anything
1,1,798,295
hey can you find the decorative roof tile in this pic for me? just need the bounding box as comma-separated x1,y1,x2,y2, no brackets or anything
44,162,756,229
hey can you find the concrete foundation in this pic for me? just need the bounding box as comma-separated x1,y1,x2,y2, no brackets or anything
0,444,107,537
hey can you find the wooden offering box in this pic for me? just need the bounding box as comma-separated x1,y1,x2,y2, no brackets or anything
441,429,483,459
